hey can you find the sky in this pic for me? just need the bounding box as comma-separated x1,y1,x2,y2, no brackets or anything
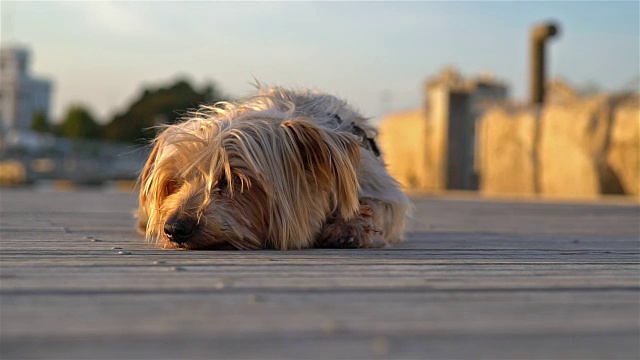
1,1,638,123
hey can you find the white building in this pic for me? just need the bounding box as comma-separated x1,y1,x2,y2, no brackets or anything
0,47,53,133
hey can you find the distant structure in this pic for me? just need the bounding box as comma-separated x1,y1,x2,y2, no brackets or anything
379,67,509,191
425,66,508,114
0,46,53,133
380,20,640,200
424,67,508,190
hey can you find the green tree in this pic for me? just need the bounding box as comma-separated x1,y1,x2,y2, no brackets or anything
104,78,224,143
59,105,102,139
31,110,51,133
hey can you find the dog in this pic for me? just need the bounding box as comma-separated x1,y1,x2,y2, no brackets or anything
137,86,410,250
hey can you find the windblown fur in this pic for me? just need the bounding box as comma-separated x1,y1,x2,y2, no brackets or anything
137,86,410,250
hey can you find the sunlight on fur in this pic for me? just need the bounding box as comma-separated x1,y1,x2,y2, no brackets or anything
137,86,410,250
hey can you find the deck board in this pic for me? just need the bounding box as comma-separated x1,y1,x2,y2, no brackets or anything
1,189,639,359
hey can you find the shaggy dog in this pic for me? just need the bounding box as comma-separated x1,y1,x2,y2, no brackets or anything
137,86,410,250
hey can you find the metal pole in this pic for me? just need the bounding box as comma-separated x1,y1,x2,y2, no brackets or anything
530,22,560,104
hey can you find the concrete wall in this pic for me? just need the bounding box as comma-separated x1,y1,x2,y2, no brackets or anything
379,93,639,199
378,86,478,192
538,96,612,198
377,109,428,189
477,94,638,199
476,107,538,196
607,99,640,196
424,87,448,190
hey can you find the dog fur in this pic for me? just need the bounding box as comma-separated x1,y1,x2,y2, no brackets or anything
137,86,410,250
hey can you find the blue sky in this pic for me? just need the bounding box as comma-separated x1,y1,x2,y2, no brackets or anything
2,1,638,123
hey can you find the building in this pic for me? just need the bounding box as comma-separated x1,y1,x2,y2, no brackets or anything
0,46,53,133
424,66,509,114
424,67,508,190
379,67,509,191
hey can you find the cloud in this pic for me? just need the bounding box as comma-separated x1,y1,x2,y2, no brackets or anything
59,2,153,38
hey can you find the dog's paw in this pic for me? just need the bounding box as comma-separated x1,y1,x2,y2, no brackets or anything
328,235,360,249
316,217,386,249
319,229,362,249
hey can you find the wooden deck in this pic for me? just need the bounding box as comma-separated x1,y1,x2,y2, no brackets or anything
1,189,639,359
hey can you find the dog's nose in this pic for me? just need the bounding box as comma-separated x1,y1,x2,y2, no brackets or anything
164,217,196,244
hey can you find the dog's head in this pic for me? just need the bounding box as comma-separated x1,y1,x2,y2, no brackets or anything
137,92,362,250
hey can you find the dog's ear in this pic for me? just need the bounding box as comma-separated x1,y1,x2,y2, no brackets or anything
136,138,163,234
280,119,361,217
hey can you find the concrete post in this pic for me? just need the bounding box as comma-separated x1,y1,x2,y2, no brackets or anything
445,90,473,189
427,86,473,190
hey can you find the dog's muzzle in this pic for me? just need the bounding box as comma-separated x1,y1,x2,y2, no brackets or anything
164,216,197,244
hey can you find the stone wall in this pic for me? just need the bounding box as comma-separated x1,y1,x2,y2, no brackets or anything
476,107,538,196
607,98,640,196
538,96,612,198
377,109,429,189
378,93,639,199
478,94,638,199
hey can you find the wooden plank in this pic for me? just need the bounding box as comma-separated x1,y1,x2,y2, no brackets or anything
4,331,637,360
0,189,638,359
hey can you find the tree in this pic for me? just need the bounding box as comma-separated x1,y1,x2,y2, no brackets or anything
104,78,224,143
59,105,102,139
31,110,51,133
